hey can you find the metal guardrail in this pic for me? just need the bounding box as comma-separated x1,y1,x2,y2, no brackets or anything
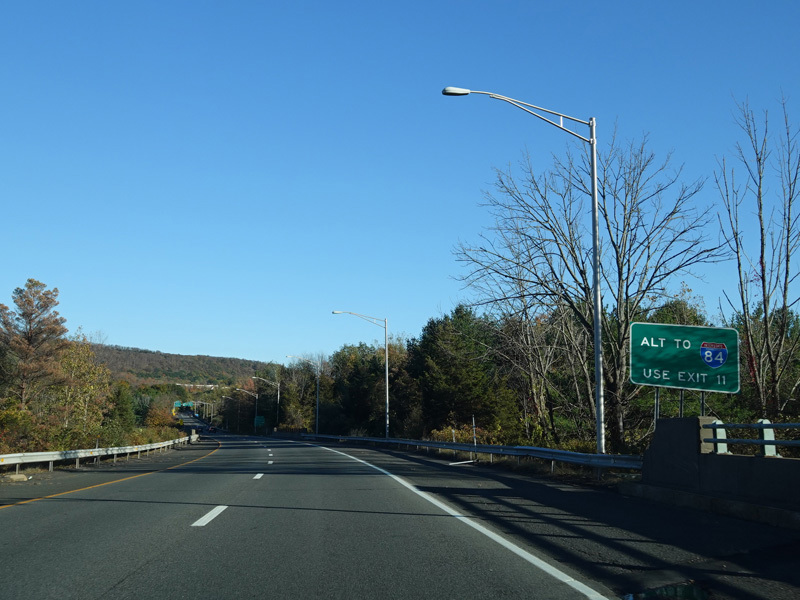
702,419,800,456
0,434,199,474
302,434,643,471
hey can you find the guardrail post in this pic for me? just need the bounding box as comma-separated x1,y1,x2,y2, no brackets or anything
49,461,53,472
711,419,728,454
758,419,778,457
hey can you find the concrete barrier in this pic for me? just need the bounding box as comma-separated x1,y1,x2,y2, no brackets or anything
625,417,800,526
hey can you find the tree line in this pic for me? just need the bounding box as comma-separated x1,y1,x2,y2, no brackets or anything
90,344,269,387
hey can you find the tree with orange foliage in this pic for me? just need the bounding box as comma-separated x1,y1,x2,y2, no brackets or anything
0,279,69,409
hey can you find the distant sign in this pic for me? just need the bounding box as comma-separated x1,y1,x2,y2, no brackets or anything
629,323,740,393
254,416,265,427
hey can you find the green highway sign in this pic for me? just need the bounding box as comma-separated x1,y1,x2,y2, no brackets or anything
629,322,740,393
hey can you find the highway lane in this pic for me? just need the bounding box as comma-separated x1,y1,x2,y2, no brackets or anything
0,434,614,600
4,433,800,599
326,443,800,600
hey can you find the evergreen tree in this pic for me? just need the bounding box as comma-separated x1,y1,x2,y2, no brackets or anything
411,306,518,438
0,279,69,408
106,381,137,432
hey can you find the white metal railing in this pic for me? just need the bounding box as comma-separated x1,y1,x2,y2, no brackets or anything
702,419,800,456
0,434,199,474
301,434,643,471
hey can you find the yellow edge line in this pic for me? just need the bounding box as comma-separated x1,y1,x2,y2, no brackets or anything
0,440,222,511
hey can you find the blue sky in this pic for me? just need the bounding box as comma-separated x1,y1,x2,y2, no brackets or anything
1,1,798,365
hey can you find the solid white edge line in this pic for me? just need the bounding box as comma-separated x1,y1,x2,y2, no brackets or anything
191,505,228,527
317,444,611,600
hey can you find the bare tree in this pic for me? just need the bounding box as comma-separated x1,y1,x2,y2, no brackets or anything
716,98,800,418
457,133,723,451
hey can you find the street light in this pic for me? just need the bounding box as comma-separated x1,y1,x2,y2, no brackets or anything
287,355,321,435
442,85,605,454
333,310,390,438
252,376,280,432
222,395,238,433
236,388,260,435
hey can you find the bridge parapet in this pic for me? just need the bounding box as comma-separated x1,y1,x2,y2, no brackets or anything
641,417,800,513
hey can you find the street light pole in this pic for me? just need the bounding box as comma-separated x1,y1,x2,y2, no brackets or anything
222,395,238,433
236,388,259,435
332,310,390,439
252,376,280,432
287,355,321,435
442,86,605,454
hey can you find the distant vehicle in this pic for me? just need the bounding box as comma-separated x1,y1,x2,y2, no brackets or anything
208,427,216,433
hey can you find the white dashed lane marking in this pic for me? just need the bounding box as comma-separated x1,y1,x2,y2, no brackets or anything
192,505,228,527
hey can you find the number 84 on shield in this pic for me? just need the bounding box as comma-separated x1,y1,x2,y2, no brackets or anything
701,342,728,369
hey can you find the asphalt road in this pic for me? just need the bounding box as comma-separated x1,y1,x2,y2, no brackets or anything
2,432,799,599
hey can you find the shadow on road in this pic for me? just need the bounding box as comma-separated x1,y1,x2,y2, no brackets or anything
332,442,800,600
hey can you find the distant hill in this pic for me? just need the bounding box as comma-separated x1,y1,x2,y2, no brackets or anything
91,344,271,386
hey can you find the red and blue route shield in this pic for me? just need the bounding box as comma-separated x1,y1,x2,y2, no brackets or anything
700,342,728,369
